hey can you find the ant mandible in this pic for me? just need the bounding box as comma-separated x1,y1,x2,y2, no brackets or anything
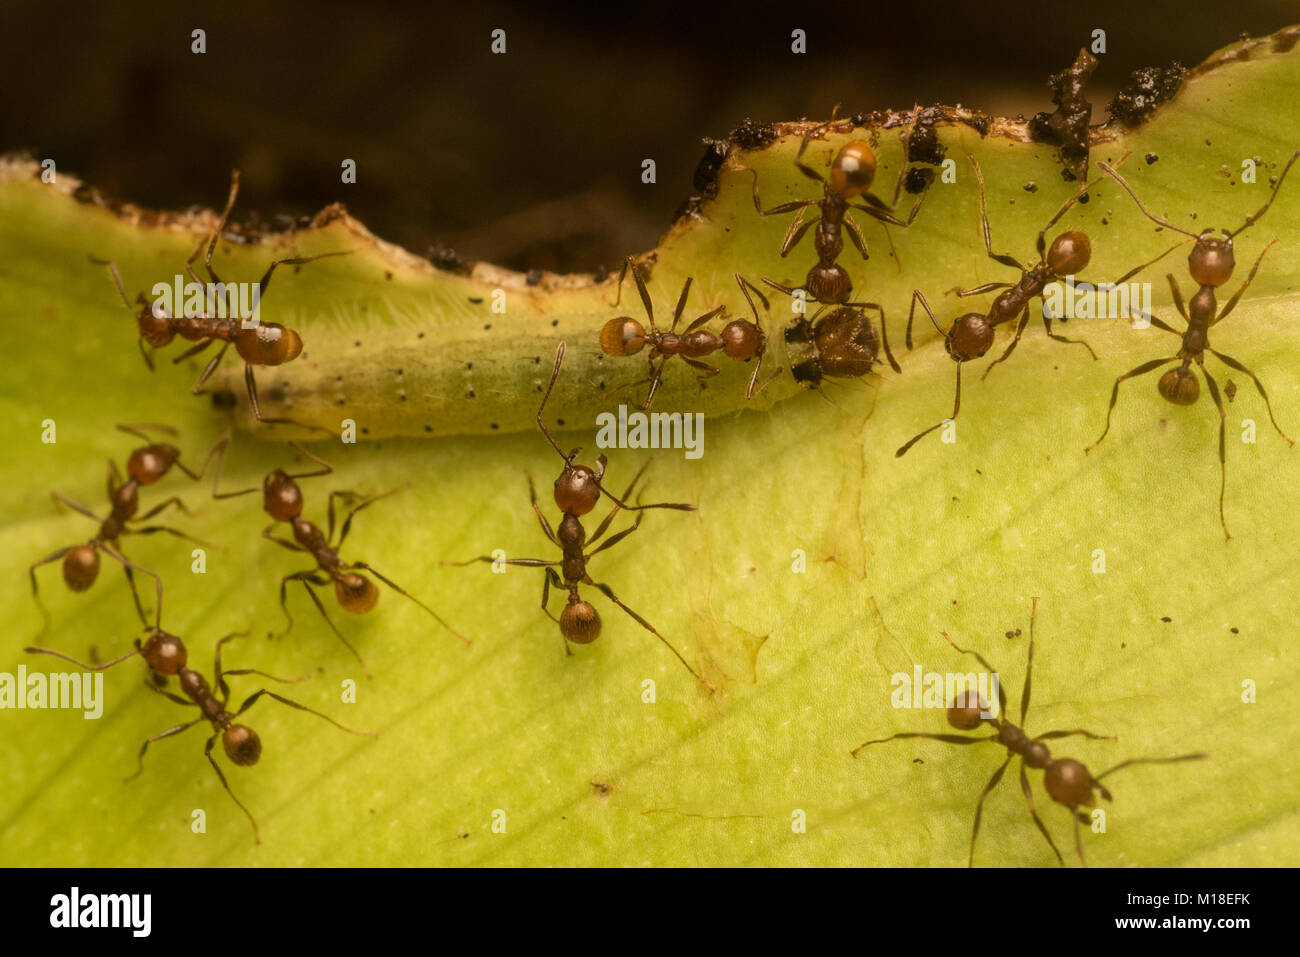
447,343,711,689
851,599,1206,866
1088,148,1300,538
896,155,1101,457
28,423,223,635
600,258,776,408
27,628,373,843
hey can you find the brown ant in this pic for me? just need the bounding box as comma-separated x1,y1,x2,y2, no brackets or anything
96,171,347,433
601,259,776,408
1089,148,1300,538
26,628,373,843
28,423,223,635
446,343,710,689
896,155,1101,457
213,441,468,676
851,599,1206,866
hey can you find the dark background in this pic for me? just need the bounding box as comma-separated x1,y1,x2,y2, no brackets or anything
2,1,1294,272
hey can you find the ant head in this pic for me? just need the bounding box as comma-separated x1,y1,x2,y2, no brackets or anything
946,689,987,730
335,572,379,614
829,140,878,199
946,314,994,361
1188,233,1235,287
1046,231,1091,276
806,263,852,303
1043,757,1097,807
560,598,601,644
139,629,187,676
61,544,100,591
554,456,604,516
600,317,647,356
1158,366,1199,406
235,322,303,366
721,320,763,361
223,725,263,766
138,300,174,346
262,470,304,521
127,443,181,485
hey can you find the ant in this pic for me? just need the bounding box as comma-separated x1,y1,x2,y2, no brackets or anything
212,440,468,677
1088,148,1300,539
26,628,373,844
28,424,223,635
96,170,346,433
896,155,1100,457
784,304,883,390
446,343,710,689
601,259,776,408
851,599,1206,866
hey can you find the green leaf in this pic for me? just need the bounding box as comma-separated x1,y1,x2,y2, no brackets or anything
1,29,1298,866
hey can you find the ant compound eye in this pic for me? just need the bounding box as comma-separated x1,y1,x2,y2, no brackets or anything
554,466,600,516
1158,367,1200,406
829,140,877,198
1047,231,1091,275
560,600,601,644
600,317,646,356
946,689,987,730
1188,239,1234,287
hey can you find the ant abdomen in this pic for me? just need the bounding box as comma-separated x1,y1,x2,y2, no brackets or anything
223,725,263,766
806,263,852,303
561,599,601,644
235,323,303,365
1158,366,1200,405
62,545,100,591
1046,230,1092,275
335,573,379,614
946,691,986,730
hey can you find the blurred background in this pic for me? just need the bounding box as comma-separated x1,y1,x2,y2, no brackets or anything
2,0,1295,273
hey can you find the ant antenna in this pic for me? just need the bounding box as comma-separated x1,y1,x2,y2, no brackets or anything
1230,146,1300,238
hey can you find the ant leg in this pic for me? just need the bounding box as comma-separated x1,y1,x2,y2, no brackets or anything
1199,363,1232,540
540,568,568,655
668,277,693,332
170,427,234,482
981,306,1032,381
949,281,1014,298
50,491,100,522
1214,239,1277,325
1210,348,1294,444
746,352,783,399
968,155,1025,271
130,525,224,551
904,288,944,352
586,462,646,546
683,305,726,334
683,357,722,384
211,627,256,702
1231,147,1300,236
232,688,377,737
1035,728,1116,742
968,755,1012,867
203,170,241,279
440,555,559,568
349,561,470,644
115,422,180,443
173,338,218,364
28,545,75,636
851,192,925,229
848,301,900,374
1018,598,1038,726
133,496,197,521
896,361,962,458
190,341,232,394
244,364,336,436
747,168,819,218
1072,808,1089,867
203,733,261,844
1018,761,1066,866
285,441,335,480
262,525,308,553
273,568,321,638
1041,306,1099,360
1084,357,1179,453
282,572,373,677
586,514,644,559
1093,753,1208,784
641,355,673,411
518,472,563,547
253,251,352,303
779,210,818,258
850,731,996,757
1165,275,1190,323
1112,239,1191,286
98,542,163,630
332,484,407,549
100,260,136,313
23,643,141,671
941,630,1008,718
126,718,202,782
588,578,713,691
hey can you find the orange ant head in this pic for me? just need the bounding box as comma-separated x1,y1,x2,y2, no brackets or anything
335,572,379,614
1158,366,1199,406
1043,757,1097,807
223,725,263,766
947,314,994,361
139,629,187,676
829,140,878,199
554,462,602,516
946,689,987,730
262,470,304,521
560,599,601,644
62,544,100,591
235,322,303,366
1188,234,1234,287
600,317,647,356
1046,231,1091,276
806,263,852,304
138,300,174,346
721,320,763,361
127,443,181,485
